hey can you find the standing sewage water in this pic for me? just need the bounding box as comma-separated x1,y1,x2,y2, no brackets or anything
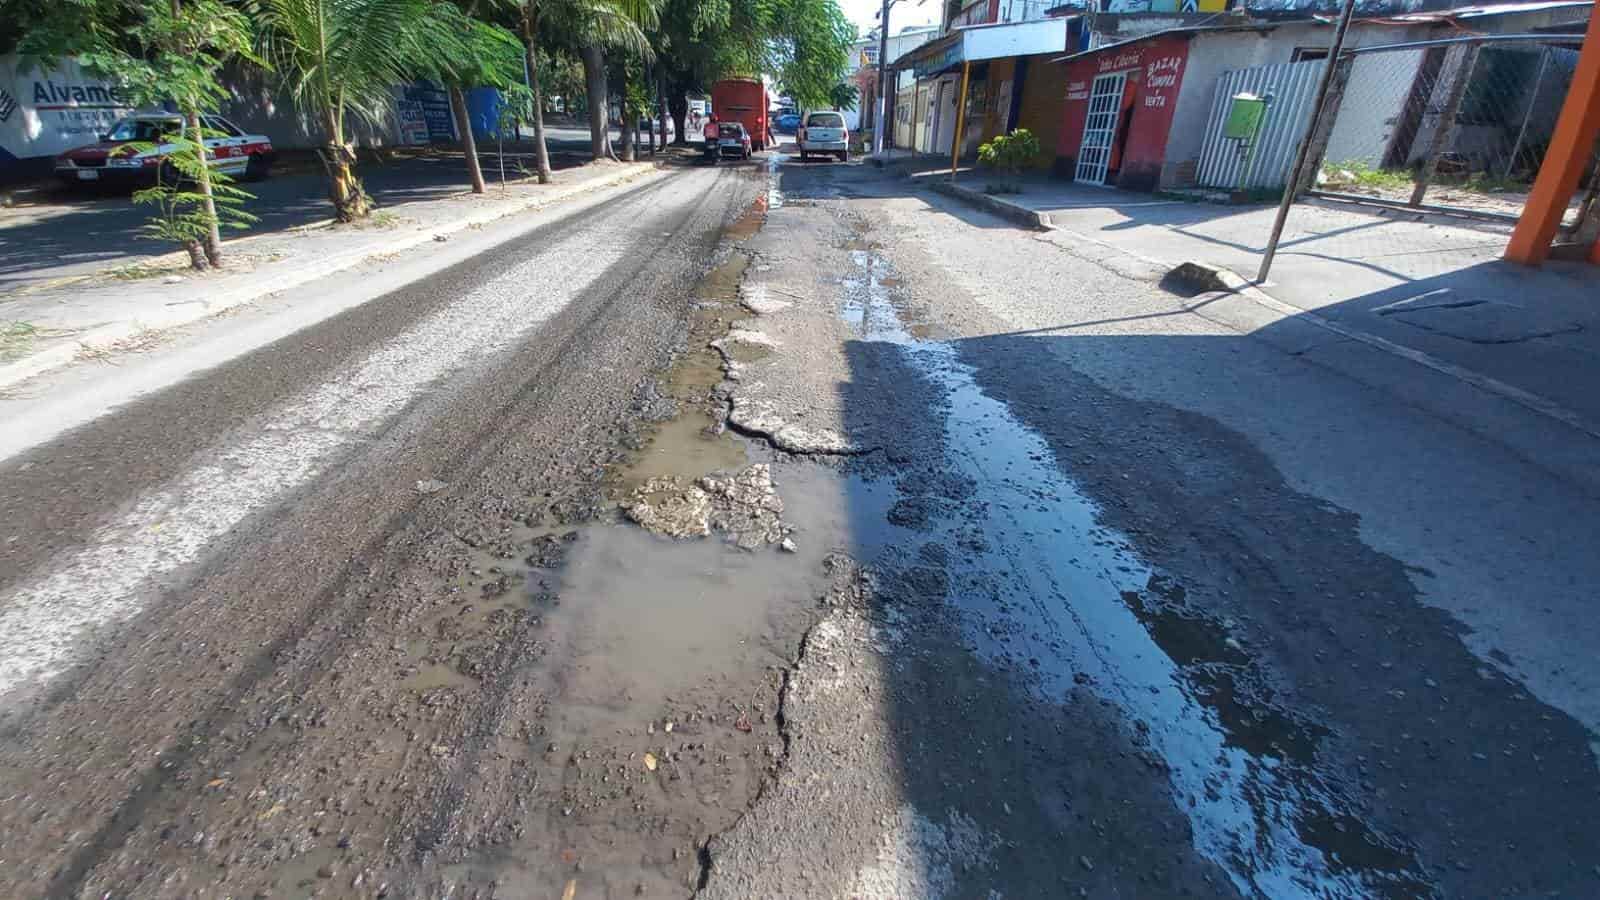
835,241,1427,898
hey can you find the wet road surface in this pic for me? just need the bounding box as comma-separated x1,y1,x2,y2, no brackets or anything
1,149,1598,899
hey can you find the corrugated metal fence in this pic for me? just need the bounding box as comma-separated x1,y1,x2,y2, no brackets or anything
1195,60,1321,192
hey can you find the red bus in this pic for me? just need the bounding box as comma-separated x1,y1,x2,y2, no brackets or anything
710,79,772,152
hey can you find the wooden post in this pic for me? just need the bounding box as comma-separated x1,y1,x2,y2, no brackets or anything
1295,53,1355,195
1409,42,1481,207
1507,7,1600,266
951,60,972,180
1258,0,1357,282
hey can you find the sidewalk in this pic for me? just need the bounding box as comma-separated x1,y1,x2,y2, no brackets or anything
924,171,1600,435
0,159,659,389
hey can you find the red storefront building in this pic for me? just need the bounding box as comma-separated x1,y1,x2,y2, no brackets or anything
1054,32,1194,191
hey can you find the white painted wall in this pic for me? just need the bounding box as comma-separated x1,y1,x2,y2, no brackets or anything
1323,49,1427,167
934,78,958,155
962,17,1069,60
1163,22,1443,185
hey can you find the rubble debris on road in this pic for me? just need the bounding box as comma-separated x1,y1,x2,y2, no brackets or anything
622,463,789,550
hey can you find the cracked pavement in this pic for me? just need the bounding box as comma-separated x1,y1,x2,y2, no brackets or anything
0,146,1597,899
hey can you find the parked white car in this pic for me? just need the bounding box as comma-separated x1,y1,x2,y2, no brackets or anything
54,112,275,188
796,111,849,162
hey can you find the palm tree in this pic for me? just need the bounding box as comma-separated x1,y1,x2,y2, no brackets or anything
439,0,526,194
259,0,504,220
529,0,656,162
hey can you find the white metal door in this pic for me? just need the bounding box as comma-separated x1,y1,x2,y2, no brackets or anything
1075,71,1127,186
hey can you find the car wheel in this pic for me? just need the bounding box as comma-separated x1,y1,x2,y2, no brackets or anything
837,151,848,162
799,150,808,161
244,153,271,181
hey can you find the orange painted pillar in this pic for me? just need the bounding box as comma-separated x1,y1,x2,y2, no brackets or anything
1505,9,1600,266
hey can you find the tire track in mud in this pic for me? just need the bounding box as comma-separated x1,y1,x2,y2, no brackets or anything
0,167,764,900
420,174,860,899
401,173,735,869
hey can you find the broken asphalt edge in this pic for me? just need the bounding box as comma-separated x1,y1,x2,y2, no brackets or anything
0,163,665,392
1166,259,1600,442
926,180,1052,231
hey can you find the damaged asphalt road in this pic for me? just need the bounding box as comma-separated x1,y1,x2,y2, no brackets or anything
1,150,1598,900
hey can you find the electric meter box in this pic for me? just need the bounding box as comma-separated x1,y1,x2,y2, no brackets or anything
1224,93,1267,140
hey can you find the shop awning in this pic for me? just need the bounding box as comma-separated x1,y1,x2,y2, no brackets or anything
890,17,1072,79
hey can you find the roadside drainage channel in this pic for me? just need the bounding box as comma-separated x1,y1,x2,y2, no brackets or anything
834,236,1432,898
421,193,877,896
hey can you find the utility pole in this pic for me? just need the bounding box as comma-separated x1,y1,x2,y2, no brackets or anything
873,0,895,156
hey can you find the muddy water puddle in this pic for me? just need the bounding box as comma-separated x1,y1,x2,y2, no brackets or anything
610,253,748,495
439,194,891,895
834,238,1428,898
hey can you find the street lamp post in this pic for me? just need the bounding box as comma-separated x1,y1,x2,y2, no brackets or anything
873,0,897,156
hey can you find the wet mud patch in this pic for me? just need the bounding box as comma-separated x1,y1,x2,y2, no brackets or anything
946,328,1600,897
420,188,893,896
609,252,751,495
820,217,1443,898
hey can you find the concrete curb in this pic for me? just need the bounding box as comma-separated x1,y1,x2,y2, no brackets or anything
926,180,1052,231
0,163,659,391
1170,260,1600,442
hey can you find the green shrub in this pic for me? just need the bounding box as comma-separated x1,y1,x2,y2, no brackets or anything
131,130,256,268
978,128,1042,177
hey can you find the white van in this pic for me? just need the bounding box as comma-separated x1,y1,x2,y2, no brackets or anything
797,111,849,162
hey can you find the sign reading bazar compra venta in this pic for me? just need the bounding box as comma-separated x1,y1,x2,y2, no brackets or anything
1,54,136,166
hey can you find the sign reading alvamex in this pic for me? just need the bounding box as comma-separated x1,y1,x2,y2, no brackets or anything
30,80,132,108
1,55,136,165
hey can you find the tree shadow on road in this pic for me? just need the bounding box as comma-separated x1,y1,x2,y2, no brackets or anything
831,266,1600,897
0,147,593,289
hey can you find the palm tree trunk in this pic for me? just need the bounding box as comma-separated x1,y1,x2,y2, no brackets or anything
669,92,688,147
657,72,668,152
618,93,635,162
320,107,368,222
450,85,486,193
579,44,613,160
521,12,552,184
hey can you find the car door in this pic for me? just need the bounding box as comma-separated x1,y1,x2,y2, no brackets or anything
201,115,251,175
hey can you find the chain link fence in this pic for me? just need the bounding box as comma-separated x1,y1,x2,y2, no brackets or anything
1302,34,1594,229
1257,32,1599,282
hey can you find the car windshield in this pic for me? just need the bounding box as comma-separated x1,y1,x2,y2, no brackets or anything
806,113,843,128
107,118,181,142
201,115,242,137
718,123,743,138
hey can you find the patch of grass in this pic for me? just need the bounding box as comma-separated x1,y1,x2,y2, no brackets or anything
1,320,39,362
1456,171,1530,195
107,261,187,281
349,209,403,230
1322,161,1415,192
